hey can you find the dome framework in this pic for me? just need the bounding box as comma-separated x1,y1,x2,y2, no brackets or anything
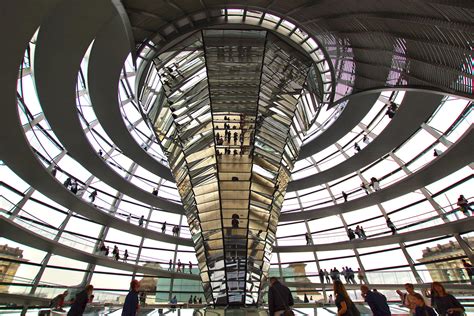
0,0,473,313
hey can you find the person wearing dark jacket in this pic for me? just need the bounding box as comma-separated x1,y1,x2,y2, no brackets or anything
361,285,391,316
428,282,464,316
268,277,294,316
67,285,93,316
122,280,140,316
413,293,436,316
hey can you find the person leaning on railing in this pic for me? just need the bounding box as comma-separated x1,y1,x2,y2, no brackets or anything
396,283,419,315
67,285,94,316
426,282,465,316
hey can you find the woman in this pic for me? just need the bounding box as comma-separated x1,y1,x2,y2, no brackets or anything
334,280,360,316
428,282,464,316
413,293,436,316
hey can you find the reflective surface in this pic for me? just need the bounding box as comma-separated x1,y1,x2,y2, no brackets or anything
145,29,319,305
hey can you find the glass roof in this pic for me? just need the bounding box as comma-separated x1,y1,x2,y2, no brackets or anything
1,3,473,311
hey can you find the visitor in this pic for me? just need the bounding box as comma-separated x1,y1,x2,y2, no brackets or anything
334,280,360,316
189,261,193,274
370,177,380,191
461,259,473,284
359,226,367,240
305,232,312,245
428,282,465,316
354,142,361,152
51,166,58,177
319,268,325,284
161,221,166,234
360,285,390,316
105,246,110,257
98,149,103,158
386,217,396,235
354,226,362,239
188,295,193,304
138,215,144,227
152,187,158,196
231,216,239,228
268,277,294,316
127,213,131,222
113,245,120,261
123,249,128,263
99,243,107,256
328,294,334,304
177,259,182,272
199,297,202,304
324,269,331,283
49,290,69,312
360,182,369,195
396,283,419,315
342,191,348,202
347,267,356,284
168,259,173,271
342,267,348,284
357,268,365,284
412,293,436,316
64,177,72,188
457,195,472,216
386,102,398,119
363,134,370,144
67,285,94,316
193,296,197,304
122,280,140,316
70,180,78,194
304,293,309,303
347,228,356,240
330,267,340,281
88,190,97,203
170,295,177,310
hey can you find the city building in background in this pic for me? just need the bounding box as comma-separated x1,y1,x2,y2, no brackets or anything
0,245,26,292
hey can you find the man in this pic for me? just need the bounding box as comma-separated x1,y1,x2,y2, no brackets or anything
457,195,472,216
324,269,330,283
161,221,166,234
461,259,473,284
386,217,396,235
347,228,356,240
396,283,418,315
67,285,93,316
268,277,293,316
342,191,348,202
361,285,391,316
122,280,140,316
88,190,97,203
319,268,325,284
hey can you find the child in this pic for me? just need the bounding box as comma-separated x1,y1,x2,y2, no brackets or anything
413,293,436,316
